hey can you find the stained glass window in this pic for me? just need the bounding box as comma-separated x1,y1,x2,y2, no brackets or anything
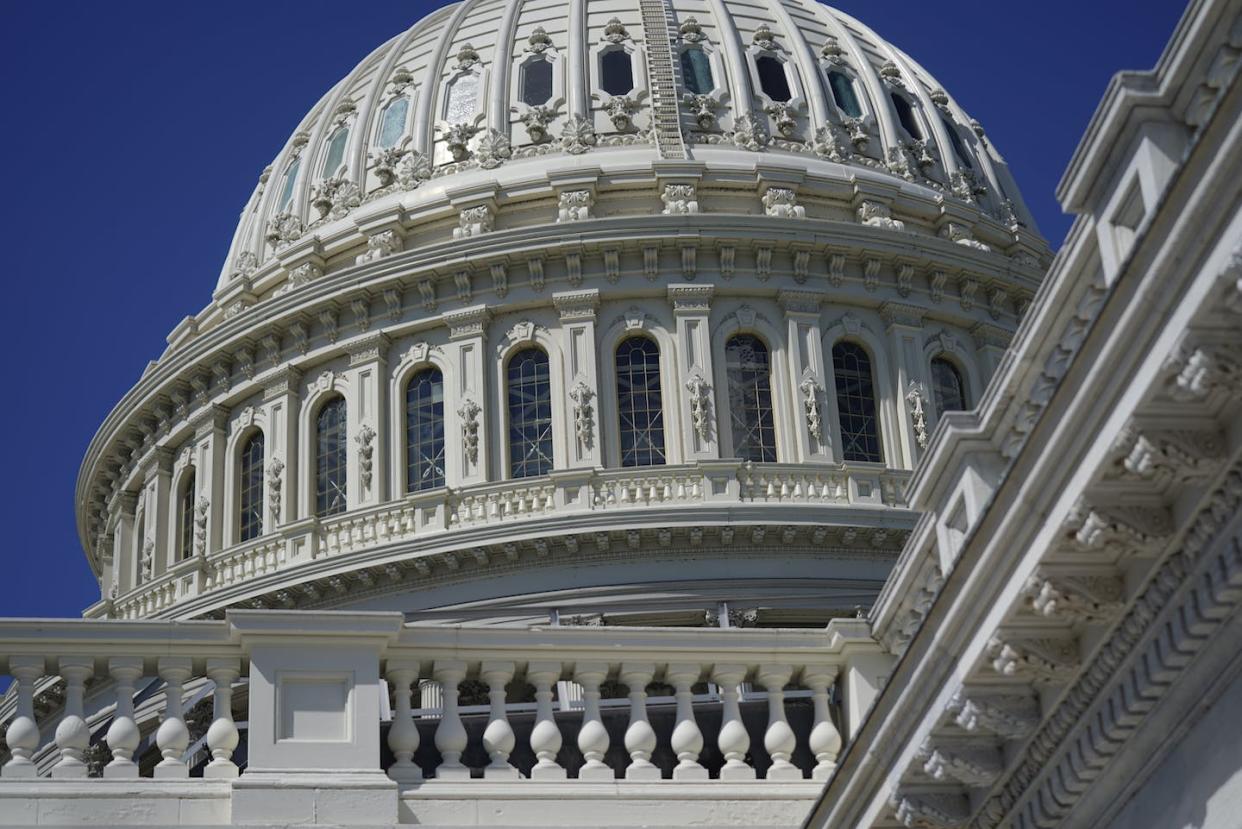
278,157,300,211
378,98,409,148
941,116,974,169
832,342,883,463
931,357,968,415
239,432,265,542
507,348,554,478
600,50,634,96
891,93,922,140
827,70,862,117
522,59,554,106
179,471,195,561
446,74,479,122
316,397,348,517
406,368,446,492
616,337,666,467
681,49,713,94
322,127,350,177
757,56,791,102
725,334,777,462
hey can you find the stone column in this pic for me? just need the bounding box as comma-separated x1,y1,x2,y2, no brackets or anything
110,492,138,593
346,334,390,510
841,651,895,739
192,405,229,554
778,290,831,463
52,656,94,778
148,448,174,575
880,302,928,469
444,306,492,487
553,290,602,469
262,367,302,527
668,284,718,460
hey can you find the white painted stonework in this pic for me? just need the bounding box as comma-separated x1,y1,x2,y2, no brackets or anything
2,0,1238,827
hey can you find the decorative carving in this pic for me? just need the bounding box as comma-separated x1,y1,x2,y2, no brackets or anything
752,24,779,51
140,538,154,582
528,257,545,291
604,94,639,131
266,457,284,518
309,175,361,221
603,17,630,44
368,146,405,188
879,60,904,88
946,690,1039,740
557,189,594,222
891,791,969,829
800,377,824,443
761,186,805,218
265,211,303,249
396,151,432,189
897,263,915,297
685,374,712,442
1021,573,1124,623
919,739,1003,788
229,251,258,282
950,169,988,203
359,229,402,263
929,88,951,111
755,247,772,280
719,244,736,279
569,382,596,449
679,16,706,43
355,424,376,489
730,112,769,150
863,257,881,292
454,204,494,239
906,381,929,449
458,398,481,464
490,263,508,298
828,253,845,287
519,104,557,143
560,114,597,154
1113,425,1226,482
930,270,948,303
454,270,472,303
842,117,869,151
987,635,1079,683
958,277,979,310
660,183,699,215
905,139,936,171
820,36,845,64
813,124,849,161
941,222,990,251
417,279,436,311
763,101,798,137
475,128,512,169
526,27,553,53
455,43,480,71
857,200,904,231
443,121,478,161
682,93,719,129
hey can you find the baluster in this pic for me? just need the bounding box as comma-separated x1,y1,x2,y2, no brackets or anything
527,662,566,779
204,658,240,778
757,664,799,779
574,663,611,780
666,663,707,779
619,482,631,504
386,660,421,783
712,664,754,780
481,661,519,778
432,661,470,779
802,668,842,780
154,657,192,778
104,656,144,778
3,656,45,778
52,656,94,778
621,662,659,780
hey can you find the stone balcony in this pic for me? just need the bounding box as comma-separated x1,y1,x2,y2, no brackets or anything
0,611,889,827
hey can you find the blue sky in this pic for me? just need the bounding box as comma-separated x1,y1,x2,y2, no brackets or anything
0,1,1183,618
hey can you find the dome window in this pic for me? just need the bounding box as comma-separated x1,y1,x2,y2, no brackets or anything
891,93,922,140
600,49,634,96
322,127,350,177
941,116,974,169
445,74,480,122
277,157,300,211
827,70,862,118
521,58,554,106
756,55,791,102
616,337,666,467
725,334,778,462
680,48,713,95
406,368,446,492
378,98,409,148
178,471,195,561
507,348,555,478
315,396,348,517
832,342,883,463
238,432,265,542
931,357,968,414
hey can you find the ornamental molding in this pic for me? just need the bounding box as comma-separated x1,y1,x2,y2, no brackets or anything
458,398,482,464
560,114,596,155
347,332,390,366
661,183,700,215
918,738,1003,788
453,204,494,239
761,186,805,218
857,199,904,231
552,289,600,321
777,290,825,315
685,374,713,442
358,230,403,264
905,381,929,449
667,283,714,313
945,689,1039,740
569,381,596,449
986,635,1080,684
525,26,553,54
495,321,548,356
443,305,492,340
1020,571,1124,623
355,423,376,489
800,376,824,443
556,189,594,223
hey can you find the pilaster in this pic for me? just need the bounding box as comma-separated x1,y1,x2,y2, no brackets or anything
444,306,491,486
668,284,718,460
778,291,831,463
263,366,303,526
147,448,174,575
553,289,601,469
347,334,390,509
192,405,229,554
880,302,928,469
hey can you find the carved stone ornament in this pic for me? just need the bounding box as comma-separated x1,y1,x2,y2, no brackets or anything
569,381,596,449
682,93,720,129
879,60,904,88
929,87,951,111
458,398,481,464
886,146,914,181
919,738,1003,788
519,104,557,143
763,101,798,137
396,150,432,189
987,635,1079,683
661,183,699,214
454,204,494,239
951,169,988,203
443,121,478,161
359,230,403,264
560,114,597,154
309,175,361,221
842,116,869,150
906,139,936,171
941,222,990,251
857,200,904,231
820,36,845,64
603,18,630,44
945,689,1039,740
355,423,376,489
140,538,154,582
906,381,929,449
475,128,512,169
557,189,594,223
685,374,713,441
813,124,849,162
229,251,258,282
368,146,405,187
891,791,969,829
266,457,284,517
526,27,553,54
1021,573,1124,623
752,23,779,51
605,94,639,131
800,377,824,442
679,16,706,43
265,211,303,249
455,43,480,71
730,112,769,150
762,186,805,218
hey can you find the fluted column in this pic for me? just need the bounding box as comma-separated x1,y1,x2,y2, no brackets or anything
481,661,519,778
433,660,470,779
757,664,799,779
3,656,45,778
386,660,422,783
204,658,240,778
52,656,94,778
574,662,611,780
154,657,192,778
527,662,566,779
621,662,659,780
666,663,708,780
104,656,144,778
712,663,755,780
803,668,842,780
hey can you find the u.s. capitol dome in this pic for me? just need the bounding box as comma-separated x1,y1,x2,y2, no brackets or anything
76,0,1049,625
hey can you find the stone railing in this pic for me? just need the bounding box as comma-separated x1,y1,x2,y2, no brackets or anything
0,612,890,826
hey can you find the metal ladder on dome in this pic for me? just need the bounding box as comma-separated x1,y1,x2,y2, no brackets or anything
638,0,688,159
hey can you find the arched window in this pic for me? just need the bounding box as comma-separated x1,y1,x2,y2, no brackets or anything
827,70,862,117
521,59,554,106
756,56,791,102
238,432,265,542
616,337,666,467
316,397,348,517
681,49,713,94
891,93,922,140
406,368,446,492
378,98,409,148
941,117,974,169
322,127,350,177
179,471,196,561
600,50,634,96
507,348,554,478
277,157,300,211
446,74,480,122
725,334,777,462
931,357,968,415
832,342,883,463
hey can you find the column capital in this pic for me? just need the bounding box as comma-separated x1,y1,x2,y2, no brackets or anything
262,365,304,400
879,301,927,329
347,331,391,365
667,283,715,313
443,304,492,340
552,289,599,321
777,289,827,315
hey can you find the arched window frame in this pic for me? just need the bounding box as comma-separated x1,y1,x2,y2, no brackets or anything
389,342,455,494
229,424,267,546
599,314,680,467
922,331,983,427
822,316,901,468
820,62,871,124
276,155,302,213
312,394,349,518
613,335,671,467
745,33,808,119
374,93,413,151
928,354,970,420
711,312,794,464
588,27,650,129
495,322,565,481
510,43,565,145
319,123,353,180
298,371,351,518
171,458,197,563
888,88,928,142
829,338,885,464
